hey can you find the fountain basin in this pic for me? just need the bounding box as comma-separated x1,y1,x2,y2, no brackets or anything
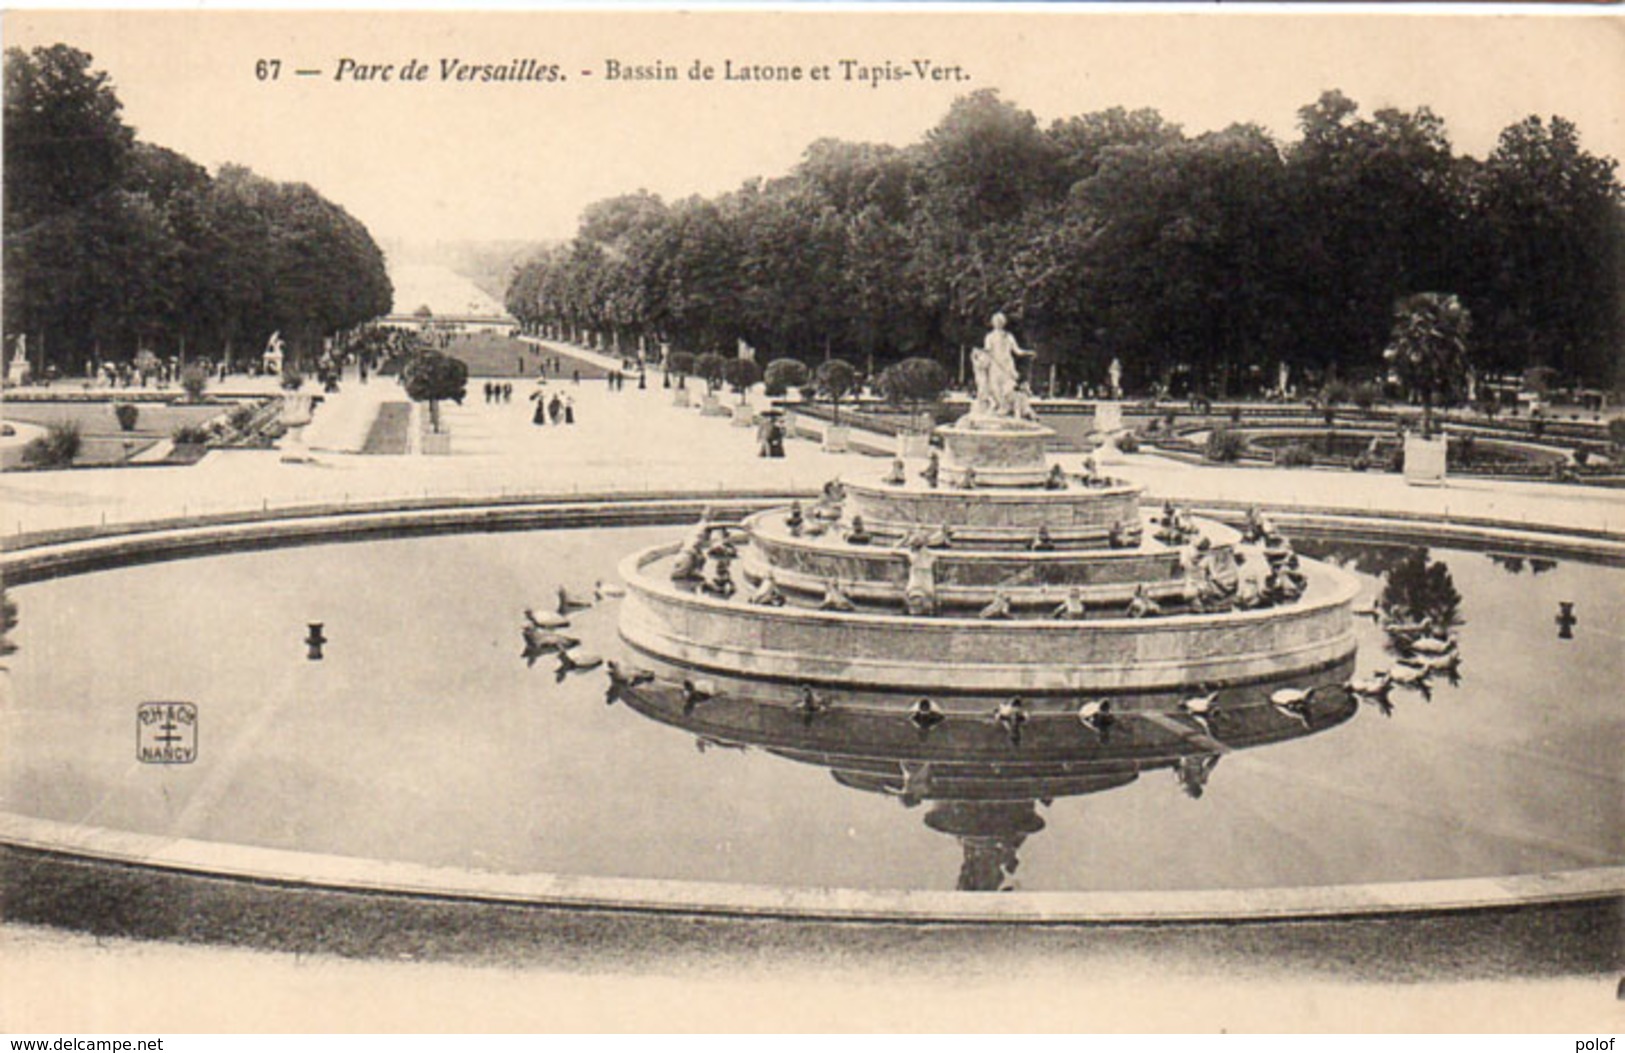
739,509,1240,607
620,543,1361,692
842,478,1143,542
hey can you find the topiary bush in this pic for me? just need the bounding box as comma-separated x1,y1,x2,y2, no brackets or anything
720,357,761,402
172,424,211,445
1204,427,1245,462
114,403,140,432
22,421,81,467
1352,382,1380,413
667,350,696,388
813,359,858,425
763,358,809,397
878,357,950,427
694,352,727,395
402,351,468,433
180,364,209,402
1276,443,1315,467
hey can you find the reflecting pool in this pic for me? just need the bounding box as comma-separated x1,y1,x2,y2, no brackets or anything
2,526,1619,893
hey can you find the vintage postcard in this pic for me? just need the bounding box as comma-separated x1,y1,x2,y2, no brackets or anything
1,5,1621,1036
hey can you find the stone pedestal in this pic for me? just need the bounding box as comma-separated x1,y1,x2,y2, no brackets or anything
730,404,756,427
937,416,1053,487
1094,401,1124,434
1404,433,1448,487
279,394,315,464
897,432,932,458
823,424,851,453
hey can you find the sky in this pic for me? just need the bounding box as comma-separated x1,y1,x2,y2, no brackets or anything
6,8,1623,250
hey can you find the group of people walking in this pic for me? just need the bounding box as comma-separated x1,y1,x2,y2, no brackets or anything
605,369,643,391
529,387,576,426
482,382,515,403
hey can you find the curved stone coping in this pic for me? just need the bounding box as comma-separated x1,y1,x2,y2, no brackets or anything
845,477,1142,504
736,550,1198,608
844,478,1145,537
625,542,1353,635
1206,506,1625,566
620,543,1358,692
1231,425,1575,461
745,507,1238,558
738,510,1239,607
0,492,800,585
2,811,1618,925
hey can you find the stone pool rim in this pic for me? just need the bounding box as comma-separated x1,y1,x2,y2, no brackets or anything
2,491,1621,927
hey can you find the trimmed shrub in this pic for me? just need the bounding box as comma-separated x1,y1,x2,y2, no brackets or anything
813,359,859,425
763,357,808,397
1276,443,1315,467
1608,417,1625,449
721,357,761,401
1204,427,1245,463
114,403,140,432
180,364,209,401
22,421,81,467
228,404,257,431
694,352,727,395
1321,379,1352,406
1352,382,1379,412
172,424,211,445
667,350,696,379
878,357,950,418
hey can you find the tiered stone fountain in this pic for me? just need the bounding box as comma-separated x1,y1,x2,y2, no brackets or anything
620,402,1359,697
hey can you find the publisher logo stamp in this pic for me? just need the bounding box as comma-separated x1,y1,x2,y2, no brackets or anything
137,702,197,764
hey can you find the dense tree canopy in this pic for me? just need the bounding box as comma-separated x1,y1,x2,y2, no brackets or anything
4,44,392,374
506,88,1624,395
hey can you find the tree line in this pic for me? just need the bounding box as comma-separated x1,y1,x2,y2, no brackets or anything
3,44,393,376
505,88,1624,396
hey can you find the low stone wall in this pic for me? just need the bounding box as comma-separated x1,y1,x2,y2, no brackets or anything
740,509,1235,606
845,480,1144,538
621,544,1360,693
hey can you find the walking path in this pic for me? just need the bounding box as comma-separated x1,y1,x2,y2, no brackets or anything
3,352,1621,541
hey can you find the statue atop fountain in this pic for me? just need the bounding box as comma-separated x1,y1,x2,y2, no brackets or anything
970,312,1037,420
940,312,1052,486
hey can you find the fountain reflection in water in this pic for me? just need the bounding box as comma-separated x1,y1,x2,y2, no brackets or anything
611,657,1357,891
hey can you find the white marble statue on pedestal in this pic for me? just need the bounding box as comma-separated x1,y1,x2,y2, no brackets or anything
970,313,1035,419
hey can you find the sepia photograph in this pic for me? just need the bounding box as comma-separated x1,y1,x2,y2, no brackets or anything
0,5,1621,1036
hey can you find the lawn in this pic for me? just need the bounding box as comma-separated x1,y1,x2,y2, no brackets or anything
440,332,613,380
3,401,227,465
